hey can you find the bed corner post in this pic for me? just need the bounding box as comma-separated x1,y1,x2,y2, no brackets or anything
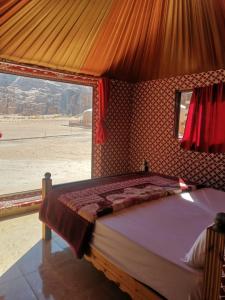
42,172,52,241
202,212,225,300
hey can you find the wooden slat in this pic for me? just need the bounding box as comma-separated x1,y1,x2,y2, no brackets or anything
85,247,165,300
202,225,225,300
41,172,52,240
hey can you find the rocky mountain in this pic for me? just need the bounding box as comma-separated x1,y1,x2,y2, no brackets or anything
0,73,92,116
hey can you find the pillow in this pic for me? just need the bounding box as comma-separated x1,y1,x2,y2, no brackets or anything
183,228,207,269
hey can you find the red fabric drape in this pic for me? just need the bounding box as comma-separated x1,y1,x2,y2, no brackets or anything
95,78,110,144
181,82,225,153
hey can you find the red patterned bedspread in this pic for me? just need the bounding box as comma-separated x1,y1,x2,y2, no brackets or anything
39,173,197,258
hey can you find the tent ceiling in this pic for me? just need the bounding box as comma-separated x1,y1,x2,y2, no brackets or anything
0,0,224,82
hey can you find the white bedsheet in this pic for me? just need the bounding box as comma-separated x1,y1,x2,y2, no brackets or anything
91,188,225,300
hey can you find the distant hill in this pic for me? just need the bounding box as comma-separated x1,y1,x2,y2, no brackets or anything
0,73,92,116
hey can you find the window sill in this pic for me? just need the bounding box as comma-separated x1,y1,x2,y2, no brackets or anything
0,190,42,219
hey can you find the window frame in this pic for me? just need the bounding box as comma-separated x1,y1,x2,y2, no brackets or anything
174,89,193,140
0,62,97,197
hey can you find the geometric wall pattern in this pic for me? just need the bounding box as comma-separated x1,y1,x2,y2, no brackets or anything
130,69,225,190
93,79,132,178
1,63,224,191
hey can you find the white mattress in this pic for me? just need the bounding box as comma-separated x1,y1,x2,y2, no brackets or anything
91,188,225,300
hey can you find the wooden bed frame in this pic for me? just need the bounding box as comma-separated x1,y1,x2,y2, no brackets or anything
41,173,225,300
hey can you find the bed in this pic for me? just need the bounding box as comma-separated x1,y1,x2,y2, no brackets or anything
39,172,225,300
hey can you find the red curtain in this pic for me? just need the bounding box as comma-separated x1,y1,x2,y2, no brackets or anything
95,78,110,144
181,82,225,153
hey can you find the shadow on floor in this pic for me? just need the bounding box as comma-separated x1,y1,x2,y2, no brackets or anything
0,236,131,300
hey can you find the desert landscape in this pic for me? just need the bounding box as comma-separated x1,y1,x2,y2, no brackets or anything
0,116,92,195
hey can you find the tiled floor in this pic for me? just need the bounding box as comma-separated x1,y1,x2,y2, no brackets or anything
0,212,130,300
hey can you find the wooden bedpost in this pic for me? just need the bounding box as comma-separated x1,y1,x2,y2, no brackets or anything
202,212,225,300
42,172,52,240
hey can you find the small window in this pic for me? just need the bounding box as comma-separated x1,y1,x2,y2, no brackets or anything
175,90,193,139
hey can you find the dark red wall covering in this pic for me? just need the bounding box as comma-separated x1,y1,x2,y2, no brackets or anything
1,63,224,190
129,69,225,190
93,79,132,177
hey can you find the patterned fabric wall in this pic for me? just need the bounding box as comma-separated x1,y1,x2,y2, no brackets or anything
2,63,224,190
93,79,132,177
130,69,225,190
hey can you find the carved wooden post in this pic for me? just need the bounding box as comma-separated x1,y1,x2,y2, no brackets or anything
42,172,52,240
202,212,225,300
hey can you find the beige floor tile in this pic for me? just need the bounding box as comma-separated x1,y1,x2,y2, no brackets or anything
0,276,37,300
0,212,130,300
80,281,131,300
16,240,64,275
24,268,71,300
52,234,70,251
0,264,22,285
54,258,104,292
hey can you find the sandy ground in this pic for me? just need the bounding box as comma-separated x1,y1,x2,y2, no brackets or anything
0,118,92,195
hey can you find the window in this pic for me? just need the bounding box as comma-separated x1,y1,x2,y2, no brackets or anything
175,90,193,139
0,72,93,195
